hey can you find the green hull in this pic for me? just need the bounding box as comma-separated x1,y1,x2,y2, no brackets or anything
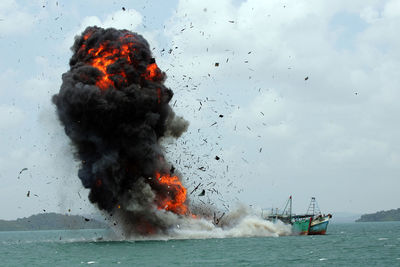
292,218,311,235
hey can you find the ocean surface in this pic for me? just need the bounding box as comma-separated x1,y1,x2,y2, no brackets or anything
1,222,399,266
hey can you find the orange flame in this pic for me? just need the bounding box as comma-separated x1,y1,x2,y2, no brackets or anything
80,33,160,90
144,63,162,81
155,172,188,215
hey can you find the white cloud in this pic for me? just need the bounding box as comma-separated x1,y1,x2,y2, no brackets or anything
162,0,400,213
0,105,25,129
64,9,160,54
78,9,143,33
21,56,63,105
0,69,19,97
360,6,380,24
0,0,35,35
383,0,400,19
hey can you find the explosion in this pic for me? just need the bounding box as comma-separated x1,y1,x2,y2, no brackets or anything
53,26,189,235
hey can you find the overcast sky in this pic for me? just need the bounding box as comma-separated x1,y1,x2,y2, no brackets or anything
1,0,399,220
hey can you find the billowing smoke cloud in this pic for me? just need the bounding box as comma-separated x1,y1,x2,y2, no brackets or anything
52,26,189,235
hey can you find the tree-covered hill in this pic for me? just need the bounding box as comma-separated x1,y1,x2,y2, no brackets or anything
0,213,108,231
356,208,400,222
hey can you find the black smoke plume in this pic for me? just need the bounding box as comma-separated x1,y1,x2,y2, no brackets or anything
52,26,188,236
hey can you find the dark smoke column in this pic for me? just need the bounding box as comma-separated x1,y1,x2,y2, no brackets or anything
53,26,188,235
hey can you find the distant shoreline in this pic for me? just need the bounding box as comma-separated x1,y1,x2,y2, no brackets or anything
0,213,108,231
356,208,400,222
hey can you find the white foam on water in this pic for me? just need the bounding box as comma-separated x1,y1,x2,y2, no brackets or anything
319,258,327,261
122,206,292,241
378,237,388,241
167,215,291,239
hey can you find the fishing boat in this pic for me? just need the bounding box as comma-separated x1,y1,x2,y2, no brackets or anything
304,197,332,235
264,196,311,235
292,216,312,235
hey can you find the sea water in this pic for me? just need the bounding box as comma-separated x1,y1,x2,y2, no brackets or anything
1,222,399,266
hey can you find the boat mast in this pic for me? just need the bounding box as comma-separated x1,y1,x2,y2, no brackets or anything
312,197,315,215
306,197,321,216
307,197,315,215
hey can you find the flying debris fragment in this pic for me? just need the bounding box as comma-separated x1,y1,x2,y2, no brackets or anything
198,189,205,196
213,212,225,225
190,183,202,195
18,168,28,179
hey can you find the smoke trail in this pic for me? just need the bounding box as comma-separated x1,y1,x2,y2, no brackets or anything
53,26,188,235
